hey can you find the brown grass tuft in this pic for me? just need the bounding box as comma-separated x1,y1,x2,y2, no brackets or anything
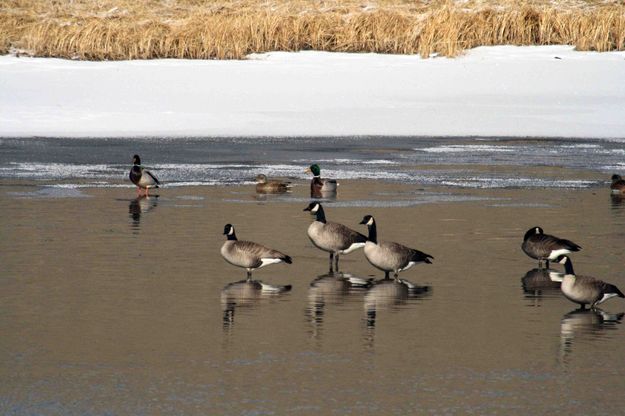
1,1,624,60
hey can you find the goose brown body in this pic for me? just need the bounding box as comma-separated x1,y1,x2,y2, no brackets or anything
221,224,292,279
304,203,366,271
359,215,433,279
521,226,581,268
557,255,624,308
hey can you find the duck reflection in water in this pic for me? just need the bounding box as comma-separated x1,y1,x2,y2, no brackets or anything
364,278,431,328
128,195,159,228
306,271,372,337
221,279,291,329
559,308,624,364
521,267,563,305
610,193,625,209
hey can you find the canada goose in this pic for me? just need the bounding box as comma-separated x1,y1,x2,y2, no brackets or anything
129,154,160,196
556,255,624,308
221,224,292,279
303,202,367,271
306,164,338,196
359,215,433,279
255,174,291,194
611,174,625,194
521,226,581,268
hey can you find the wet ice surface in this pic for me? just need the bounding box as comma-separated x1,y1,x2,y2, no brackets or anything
2,152,625,415
0,136,622,191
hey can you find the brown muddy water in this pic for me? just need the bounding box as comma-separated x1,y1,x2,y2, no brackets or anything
1,178,625,415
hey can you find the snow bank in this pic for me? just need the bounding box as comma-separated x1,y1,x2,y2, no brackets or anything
0,46,624,138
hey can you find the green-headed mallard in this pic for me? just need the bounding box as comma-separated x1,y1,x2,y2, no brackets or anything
306,164,338,196
611,174,625,194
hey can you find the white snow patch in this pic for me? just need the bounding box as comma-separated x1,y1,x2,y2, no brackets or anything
1,45,624,138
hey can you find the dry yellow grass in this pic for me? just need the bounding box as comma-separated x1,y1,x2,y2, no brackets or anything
1,0,624,60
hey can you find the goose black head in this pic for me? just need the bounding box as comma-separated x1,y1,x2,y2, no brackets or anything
523,226,544,241
307,164,321,176
255,174,267,184
612,174,623,182
555,254,575,274
132,154,141,165
359,215,375,226
555,255,569,265
303,202,321,213
223,224,234,235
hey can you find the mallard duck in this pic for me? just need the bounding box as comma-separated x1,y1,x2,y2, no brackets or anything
556,255,624,308
255,174,291,194
521,226,581,268
610,174,625,194
221,224,292,279
359,215,433,279
306,164,338,196
304,202,367,272
129,154,160,196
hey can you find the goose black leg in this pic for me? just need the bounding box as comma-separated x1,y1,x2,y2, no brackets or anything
246,271,252,281
329,253,334,272
384,271,390,279
335,253,340,271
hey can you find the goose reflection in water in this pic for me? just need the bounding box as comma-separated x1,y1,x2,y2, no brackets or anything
521,268,563,306
128,195,159,228
559,308,624,364
221,279,291,329
364,278,431,328
306,271,372,337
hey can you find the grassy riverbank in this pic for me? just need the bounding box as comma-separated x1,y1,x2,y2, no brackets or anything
1,0,624,60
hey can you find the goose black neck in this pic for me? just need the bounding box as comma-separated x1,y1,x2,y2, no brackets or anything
314,205,327,223
227,232,238,241
367,222,378,243
563,258,575,275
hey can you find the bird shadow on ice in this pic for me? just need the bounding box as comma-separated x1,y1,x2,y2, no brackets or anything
126,195,159,232
361,278,432,350
521,267,563,306
306,271,372,340
364,278,431,328
559,307,624,366
221,279,292,331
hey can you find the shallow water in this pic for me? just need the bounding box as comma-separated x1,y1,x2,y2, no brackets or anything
2,137,625,415
1,136,622,189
